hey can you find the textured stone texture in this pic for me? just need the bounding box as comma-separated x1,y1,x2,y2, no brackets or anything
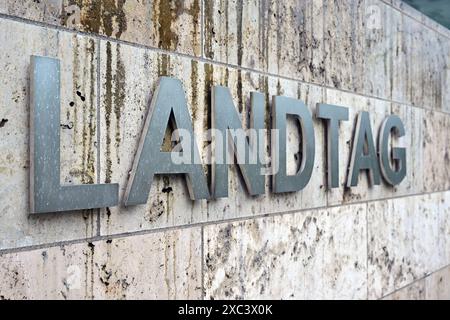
0,19,98,250
204,204,367,299
0,0,449,300
0,227,201,299
204,0,325,84
0,0,202,56
383,264,450,300
423,110,450,192
367,193,450,299
97,40,327,236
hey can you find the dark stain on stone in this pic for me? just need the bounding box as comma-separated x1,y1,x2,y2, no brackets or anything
155,0,177,50
204,0,215,58
82,38,97,185
113,44,125,166
65,0,127,38
191,60,199,121
60,122,74,130
158,54,171,76
204,64,214,188
76,90,86,101
104,41,113,183
162,186,173,194
146,199,165,222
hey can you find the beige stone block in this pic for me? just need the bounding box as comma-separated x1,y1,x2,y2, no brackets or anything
0,19,99,250
323,0,365,92
98,41,208,236
382,280,426,300
324,89,393,205
439,191,450,266
0,0,201,56
0,0,62,25
0,243,90,300
92,228,202,300
364,0,393,100
422,110,450,192
367,194,444,299
63,0,201,55
204,0,325,84
425,265,450,300
98,40,326,235
204,204,367,299
0,227,201,299
391,104,424,196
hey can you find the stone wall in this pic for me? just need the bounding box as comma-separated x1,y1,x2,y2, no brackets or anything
0,0,449,299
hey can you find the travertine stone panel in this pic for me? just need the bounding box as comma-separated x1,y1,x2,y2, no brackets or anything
324,89,394,206
364,0,393,99
98,40,327,235
206,77,327,222
424,265,450,300
0,18,98,250
0,243,89,300
92,228,202,299
439,191,450,266
0,227,201,299
423,110,450,192
323,0,365,92
383,265,450,300
382,280,425,300
204,204,367,299
0,0,62,24
204,0,325,84
367,193,446,299
391,104,424,196
98,41,208,235
0,0,201,56
66,0,201,56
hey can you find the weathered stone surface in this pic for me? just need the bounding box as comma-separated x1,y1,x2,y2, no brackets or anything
423,110,450,192
66,0,201,56
0,227,201,299
364,0,393,99
0,0,62,24
98,41,208,235
382,280,426,300
0,18,99,250
0,242,88,300
92,228,202,299
383,265,450,300
367,193,447,299
204,204,367,299
323,89,394,205
204,0,325,84
323,0,365,92
424,265,450,300
0,0,201,56
97,40,327,235
391,104,424,196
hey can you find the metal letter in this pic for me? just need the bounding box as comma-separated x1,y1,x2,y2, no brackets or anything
30,56,119,213
124,77,210,206
317,103,349,189
212,87,265,198
272,96,315,193
347,111,381,187
379,115,407,185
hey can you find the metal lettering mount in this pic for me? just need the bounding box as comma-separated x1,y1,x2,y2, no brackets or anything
30,56,407,214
